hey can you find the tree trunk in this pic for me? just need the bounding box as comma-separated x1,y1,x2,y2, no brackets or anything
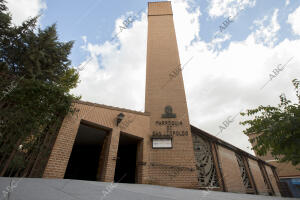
0,138,21,176
0,151,9,168
29,132,50,177
15,166,22,177
21,152,36,177
8,164,18,177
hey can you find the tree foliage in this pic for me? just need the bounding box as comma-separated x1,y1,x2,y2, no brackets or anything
241,79,300,166
0,0,80,177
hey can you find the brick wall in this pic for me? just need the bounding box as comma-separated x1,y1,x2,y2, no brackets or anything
248,158,269,195
265,165,281,196
43,102,150,182
248,133,300,179
217,145,246,193
43,112,80,178
145,1,198,189
42,100,281,195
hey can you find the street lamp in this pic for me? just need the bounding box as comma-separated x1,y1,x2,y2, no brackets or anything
116,113,125,126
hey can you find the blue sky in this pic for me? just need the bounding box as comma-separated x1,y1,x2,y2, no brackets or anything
6,0,300,154
34,0,300,67
39,0,146,66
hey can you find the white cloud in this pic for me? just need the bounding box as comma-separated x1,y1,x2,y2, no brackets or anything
287,6,300,36
72,1,300,155
6,0,46,25
184,35,299,154
72,10,147,111
285,0,290,6
208,0,256,18
251,9,280,47
173,0,201,49
210,33,232,50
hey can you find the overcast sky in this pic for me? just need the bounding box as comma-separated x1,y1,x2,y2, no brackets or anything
6,0,300,154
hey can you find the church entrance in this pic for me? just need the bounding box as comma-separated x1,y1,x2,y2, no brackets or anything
64,123,108,181
114,133,140,183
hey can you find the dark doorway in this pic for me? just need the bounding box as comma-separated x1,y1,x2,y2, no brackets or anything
64,123,107,181
114,133,139,183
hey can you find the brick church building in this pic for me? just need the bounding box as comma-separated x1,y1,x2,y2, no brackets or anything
43,1,282,197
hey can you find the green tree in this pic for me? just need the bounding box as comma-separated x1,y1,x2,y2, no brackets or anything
0,0,80,177
240,79,300,166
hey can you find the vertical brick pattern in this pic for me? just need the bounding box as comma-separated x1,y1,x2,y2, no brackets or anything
265,166,281,196
148,1,172,15
217,145,246,193
135,140,144,184
145,1,198,189
119,112,150,183
101,128,120,182
43,113,80,178
248,159,269,195
97,135,109,181
43,102,150,182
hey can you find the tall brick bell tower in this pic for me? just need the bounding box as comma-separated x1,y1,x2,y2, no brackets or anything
145,1,199,188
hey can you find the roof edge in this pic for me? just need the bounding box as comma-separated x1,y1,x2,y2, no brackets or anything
190,124,276,168
73,100,150,116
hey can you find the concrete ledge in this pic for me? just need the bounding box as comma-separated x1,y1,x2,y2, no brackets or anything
0,177,293,200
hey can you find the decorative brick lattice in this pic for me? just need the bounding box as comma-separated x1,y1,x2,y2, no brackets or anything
192,134,219,187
